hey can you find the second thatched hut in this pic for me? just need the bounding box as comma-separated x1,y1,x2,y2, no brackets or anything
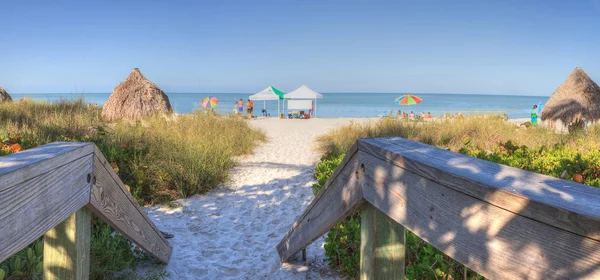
102,68,173,121
542,67,600,127
0,87,12,102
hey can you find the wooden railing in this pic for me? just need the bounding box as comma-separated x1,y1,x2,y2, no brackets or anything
0,142,172,279
277,137,600,279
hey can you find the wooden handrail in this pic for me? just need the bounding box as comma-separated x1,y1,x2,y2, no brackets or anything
0,142,172,271
277,137,600,279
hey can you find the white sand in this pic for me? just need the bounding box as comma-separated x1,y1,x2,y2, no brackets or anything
143,118,371,279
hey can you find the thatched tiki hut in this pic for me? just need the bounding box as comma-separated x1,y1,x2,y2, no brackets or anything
542,67,600,128
102,68,173,121
0,88,12,102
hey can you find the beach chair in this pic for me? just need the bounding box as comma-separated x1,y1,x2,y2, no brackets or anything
377,110,387,118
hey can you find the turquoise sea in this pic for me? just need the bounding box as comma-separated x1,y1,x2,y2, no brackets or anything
9,92,548,119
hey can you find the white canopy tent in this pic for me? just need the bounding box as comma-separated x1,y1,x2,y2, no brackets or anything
284,85,324,117
249,86,285,116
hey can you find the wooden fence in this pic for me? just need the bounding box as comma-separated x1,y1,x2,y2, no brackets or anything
277,137,600,279
0,142,172,279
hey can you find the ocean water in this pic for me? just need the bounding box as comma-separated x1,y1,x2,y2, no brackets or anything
9,92,548,119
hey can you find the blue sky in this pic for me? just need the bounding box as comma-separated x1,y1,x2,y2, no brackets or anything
1,0,599,95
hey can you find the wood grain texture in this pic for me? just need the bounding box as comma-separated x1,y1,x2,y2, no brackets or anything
277,152,365,262
43,208,92,280
0,142,93,192
360,203,405,280
359,150,600,280
0,142,171,267
89,153,172,263
358,137,600,241
0,155,93,263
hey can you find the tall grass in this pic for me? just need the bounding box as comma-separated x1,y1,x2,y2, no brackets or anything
0,99,265,203
317,117,600,157
106,113,265,200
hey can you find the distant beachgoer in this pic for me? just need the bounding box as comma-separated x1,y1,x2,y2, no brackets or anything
247,99,254,117
531,105,538,126
427,112,432,118
409,111,415,119
421,112,425,118
237,99,244,115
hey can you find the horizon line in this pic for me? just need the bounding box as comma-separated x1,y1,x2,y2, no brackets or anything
9,92,552,97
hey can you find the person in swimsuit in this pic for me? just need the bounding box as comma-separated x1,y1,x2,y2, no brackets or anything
246,99,254,117
237,99,244,115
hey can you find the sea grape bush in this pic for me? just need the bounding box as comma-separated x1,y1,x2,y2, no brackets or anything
459,136,600,187
0,240,43,280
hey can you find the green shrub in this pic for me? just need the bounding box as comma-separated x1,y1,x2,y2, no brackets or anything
0,240,43,280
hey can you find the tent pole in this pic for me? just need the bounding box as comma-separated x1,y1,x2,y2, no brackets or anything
315,98,317,118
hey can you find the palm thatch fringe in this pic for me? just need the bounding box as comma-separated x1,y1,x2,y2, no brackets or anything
542,67,600,123
0,88,12,102
102,68,173,121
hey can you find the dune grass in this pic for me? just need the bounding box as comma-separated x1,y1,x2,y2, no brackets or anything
0,99,265,279
317,117,600,157
0,99,265,203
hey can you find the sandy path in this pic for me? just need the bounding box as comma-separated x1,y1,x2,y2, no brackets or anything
143,118,369,279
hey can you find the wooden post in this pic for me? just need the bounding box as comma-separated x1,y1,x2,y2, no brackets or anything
360,204,405,280
44,208,92,280
302,249,306,261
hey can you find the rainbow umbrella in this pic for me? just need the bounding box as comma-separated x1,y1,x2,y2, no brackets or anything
395,94,422,105
202,96,218,109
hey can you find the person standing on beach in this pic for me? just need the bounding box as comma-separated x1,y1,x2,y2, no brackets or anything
237,99,244,115
247,99,254,118
531,105,538,126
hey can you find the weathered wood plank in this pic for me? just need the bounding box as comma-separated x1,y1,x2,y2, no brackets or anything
358,137,600,241
277,153,365,262
360,203,405,280
43,208,92,280
0,142,94,192
89,153,172,263
359,150,600,279
276,143,358,261
0,155,93,263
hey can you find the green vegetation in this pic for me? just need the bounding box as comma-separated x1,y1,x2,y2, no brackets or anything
0,240,43,280
0,99,265,279
313,117,600,279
